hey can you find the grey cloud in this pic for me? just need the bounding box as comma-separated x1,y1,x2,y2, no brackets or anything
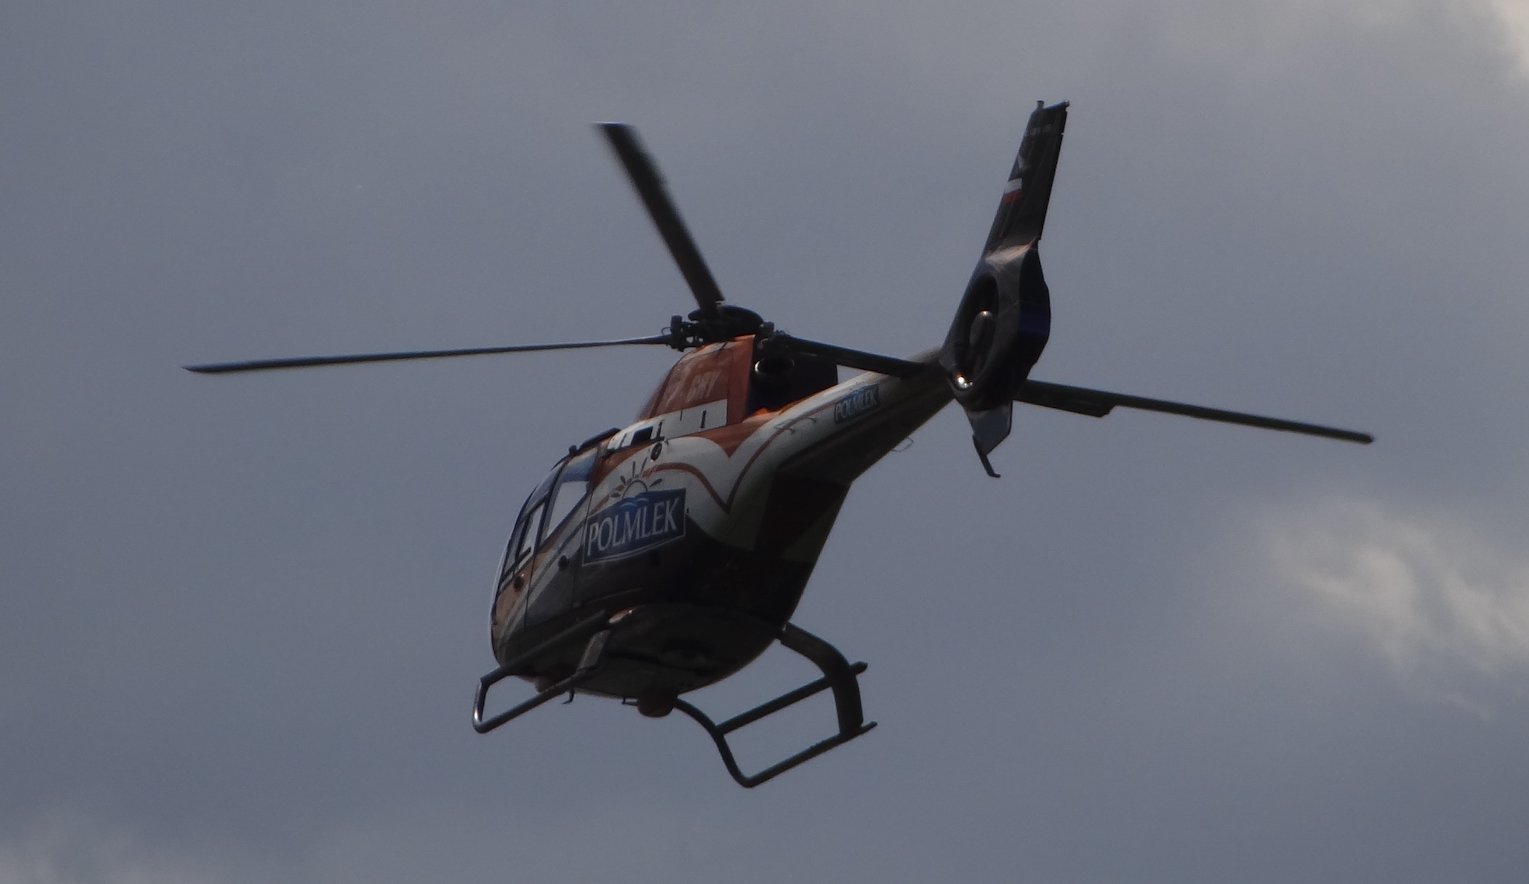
1267,497,1529,680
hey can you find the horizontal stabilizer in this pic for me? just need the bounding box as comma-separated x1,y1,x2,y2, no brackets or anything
1014,380,1373,444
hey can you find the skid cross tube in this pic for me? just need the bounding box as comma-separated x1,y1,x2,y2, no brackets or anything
670,622,876,788
473,613,611,734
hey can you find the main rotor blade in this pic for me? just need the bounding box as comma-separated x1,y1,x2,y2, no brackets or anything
598,123,726,319
184,335,673,375
767,332,926,378
1014,379,1373,444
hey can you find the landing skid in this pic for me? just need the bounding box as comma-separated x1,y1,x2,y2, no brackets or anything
472,615,876,788
669,622,876,787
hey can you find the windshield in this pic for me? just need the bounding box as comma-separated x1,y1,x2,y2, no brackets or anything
503,465,558,578
501,446,598,580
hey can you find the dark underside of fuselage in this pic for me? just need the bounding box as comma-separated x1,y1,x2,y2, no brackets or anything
493,513,834,699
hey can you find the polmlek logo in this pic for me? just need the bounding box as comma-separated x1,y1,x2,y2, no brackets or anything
584,488,686,563
833,384,880,424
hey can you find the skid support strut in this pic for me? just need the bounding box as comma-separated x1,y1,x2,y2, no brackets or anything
671,622,876,788
473,613,611,734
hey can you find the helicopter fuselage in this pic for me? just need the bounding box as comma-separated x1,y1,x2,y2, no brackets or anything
185,103,1371,786
492,334,949,705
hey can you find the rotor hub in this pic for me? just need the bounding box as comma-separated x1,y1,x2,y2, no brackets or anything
667,305,766,349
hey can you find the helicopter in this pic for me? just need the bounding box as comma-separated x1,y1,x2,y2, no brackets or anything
187,101,1372,788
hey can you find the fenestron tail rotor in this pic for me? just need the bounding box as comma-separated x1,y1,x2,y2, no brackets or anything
935,100,1369,478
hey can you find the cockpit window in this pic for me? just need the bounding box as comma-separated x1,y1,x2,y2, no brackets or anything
513,501,545,563
544,447,596,536
503,464,558,577
501,446,599,580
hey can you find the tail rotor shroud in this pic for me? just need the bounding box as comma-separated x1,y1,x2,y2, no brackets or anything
940,101,1068,473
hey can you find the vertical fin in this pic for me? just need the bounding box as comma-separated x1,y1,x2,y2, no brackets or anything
984,101,1069,254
